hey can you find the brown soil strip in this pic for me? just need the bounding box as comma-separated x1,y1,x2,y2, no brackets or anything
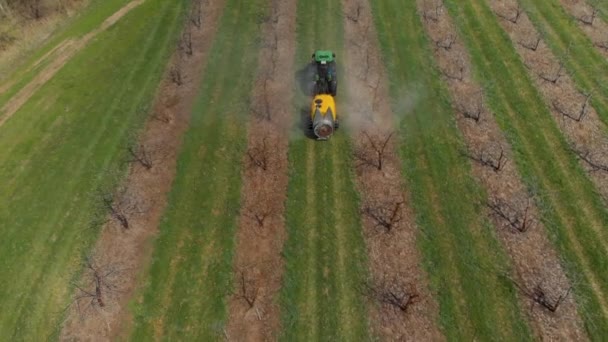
490,0,608,201
224,0,296,340
59,0,227,340
0,0,145,128
342,0,443,340
418,1,586,339
557,0,608,58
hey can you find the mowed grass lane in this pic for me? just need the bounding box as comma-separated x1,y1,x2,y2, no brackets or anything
128,0,266,340
371,0,532,340
279,0,368,340
0,0,187,339
519,0,608,128
446,0,608,337
0,0,135,108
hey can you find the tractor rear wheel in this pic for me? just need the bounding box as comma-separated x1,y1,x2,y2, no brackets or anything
330,81,337,96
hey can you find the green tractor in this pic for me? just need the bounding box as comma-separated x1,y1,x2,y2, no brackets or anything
312,50,337,96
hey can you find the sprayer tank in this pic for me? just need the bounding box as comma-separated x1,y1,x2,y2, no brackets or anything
310,95,338,140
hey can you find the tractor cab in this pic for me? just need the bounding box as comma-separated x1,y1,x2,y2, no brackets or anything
312,50,337,96
313,50,335,65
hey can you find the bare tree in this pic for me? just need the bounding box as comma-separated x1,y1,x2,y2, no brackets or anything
439,56,465,82
128,144,155,170
369,77,381,114
552,91,592,122
152,111,172,124
571,145,608,173
180,29,193,56
190,0,202,29
345,3,362,22
169,65,183,86
354,131,394,170
247,137,269,171
577,5,599,26
70,255,124,319
243,198,278,238
538,60,564,84
236,269,258,309
363,278,419,313
594,39,608,52
502,273,572,313
252,12,279,122
28,0,42,19
362,200,403,233
421,0,443,23
455,90,483,122
462,145,508,172
527,285,572,312
97,187,143,230
495,4,523,24
435,34,456,50
519,35,541,51
486,195,535,233
246,207,271,228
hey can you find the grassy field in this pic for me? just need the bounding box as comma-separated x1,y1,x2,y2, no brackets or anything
369,0,532,340
4,0,608,340
519,0,608,128
0,0,134,108
0,0,187,339
278,0,369,340
127,0,266,339
445,0,608,338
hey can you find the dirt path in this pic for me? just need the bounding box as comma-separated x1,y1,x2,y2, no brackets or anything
59,0,227,339
417,1,585,339
0,0,145,128
0,39,74,95
341,0,442,340
224,0,296,340
26,40,75,75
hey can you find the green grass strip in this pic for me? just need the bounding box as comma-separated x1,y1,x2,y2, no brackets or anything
127,0,267,340
445,0,608,338
369,0,533,340
279,0,369,340
0,0,187,339
518,0,608,128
